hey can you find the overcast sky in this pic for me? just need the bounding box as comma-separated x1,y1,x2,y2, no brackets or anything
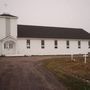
0,0,90,32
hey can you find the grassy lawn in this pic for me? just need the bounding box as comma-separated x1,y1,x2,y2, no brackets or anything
42,57,90,90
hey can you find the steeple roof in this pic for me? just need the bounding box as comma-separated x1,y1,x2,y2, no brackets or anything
0,13,18,18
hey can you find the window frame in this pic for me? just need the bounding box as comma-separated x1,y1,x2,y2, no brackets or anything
54,40,58,49
4,41,14,49
9,43,13,49
88,41,90,48
4,43,8,49
26,40,30,49
78,41,81,49
41,40,45,49
66,40,70,49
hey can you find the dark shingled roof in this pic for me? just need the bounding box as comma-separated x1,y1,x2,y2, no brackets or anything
18,25,90,39
0,13,17,18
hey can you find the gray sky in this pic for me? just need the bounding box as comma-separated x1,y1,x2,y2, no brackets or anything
0,0,90,33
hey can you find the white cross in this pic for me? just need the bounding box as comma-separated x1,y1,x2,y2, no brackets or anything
71,54,73,60
4,2,8,14
71,54,75,61
83,54,88,64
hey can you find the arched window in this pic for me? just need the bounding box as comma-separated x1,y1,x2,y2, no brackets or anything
4,43,8,49
4,41,15,49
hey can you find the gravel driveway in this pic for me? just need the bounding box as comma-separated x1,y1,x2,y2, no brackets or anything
0,56,66,90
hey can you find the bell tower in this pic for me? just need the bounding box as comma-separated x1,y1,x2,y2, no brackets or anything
0,0,18,39
0,13,18,39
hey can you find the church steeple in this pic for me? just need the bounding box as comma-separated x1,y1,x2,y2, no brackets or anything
0,13,18,39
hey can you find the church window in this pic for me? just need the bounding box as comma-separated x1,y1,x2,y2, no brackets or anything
4,43,8,49
66,40,69,48
9,43,13,48
88,41,90,48
4,41,14,49
41,40,45,49
54,40,58,48
78,41,81,48
27,40,30,49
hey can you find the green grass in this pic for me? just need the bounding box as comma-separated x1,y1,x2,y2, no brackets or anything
42,57,90,90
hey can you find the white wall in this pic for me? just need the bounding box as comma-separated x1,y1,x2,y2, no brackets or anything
0,18,6,40
16,38,90,56
10,19,17,38
17,39,27,55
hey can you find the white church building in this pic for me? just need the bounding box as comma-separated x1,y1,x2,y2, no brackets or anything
0,13,90,56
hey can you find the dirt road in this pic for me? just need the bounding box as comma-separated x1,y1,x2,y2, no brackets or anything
0,56,66,90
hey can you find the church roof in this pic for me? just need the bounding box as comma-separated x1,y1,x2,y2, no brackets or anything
18,25,90,39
